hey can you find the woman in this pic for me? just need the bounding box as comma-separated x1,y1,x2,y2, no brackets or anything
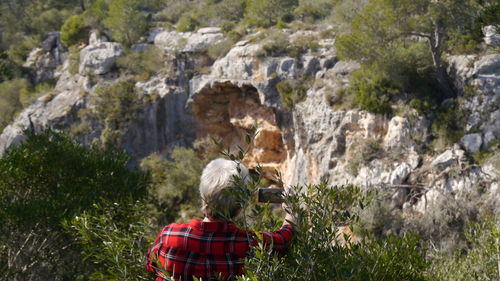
145,158,295,281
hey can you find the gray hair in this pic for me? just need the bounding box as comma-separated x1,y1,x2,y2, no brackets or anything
200,158,250,220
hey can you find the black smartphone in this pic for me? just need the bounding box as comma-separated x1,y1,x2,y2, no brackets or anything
257,188,284,203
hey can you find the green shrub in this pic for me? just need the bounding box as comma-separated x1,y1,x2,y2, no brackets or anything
155,0,192,25
68,45,81,75
241,183,430,281
472,140,500,165
293,0,334,23
207,39,234,60
83,0,110,29
276,79,310,109
104,0,149,46
257,30,289,57
0,78,30,132
349,67,396,114
245,0,299,27
27,8,72,38
0,53,21,83
64,200,155,281
329,0,368,32
60,14,88,47
287,35,319,58
0,130,148,280
428,217,500,281
214,0,246,23
91,80,143,147
176,13,199,32
346,138,384,176
140,148,204,225
6,36,40,65
431,102,467,150
19,80,56,107
116,47,164,81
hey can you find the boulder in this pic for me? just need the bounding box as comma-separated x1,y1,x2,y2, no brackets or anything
483,25,500,46
154,28,224,53
23,32,66,83
388,163,412,185
430,150,456,169
79,42,123,75
461,133,483,153
474,54,500,75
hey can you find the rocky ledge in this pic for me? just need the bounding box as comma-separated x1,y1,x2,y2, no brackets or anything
0,28,498,213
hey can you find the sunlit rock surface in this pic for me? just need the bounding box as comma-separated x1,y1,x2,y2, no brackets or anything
1,28,498,213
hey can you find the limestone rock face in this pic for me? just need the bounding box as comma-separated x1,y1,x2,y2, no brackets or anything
0,61,87,155
1,28,498,214
483,25,500,46
461,133,483,153
79,41,124,75
23,31,67,83
154,28,224,53
448,53,500,149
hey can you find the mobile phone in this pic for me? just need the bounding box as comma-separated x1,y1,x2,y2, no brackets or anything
257,188,284,203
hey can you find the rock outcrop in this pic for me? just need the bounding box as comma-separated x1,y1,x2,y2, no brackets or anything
79,39,124,75
23,31,67,83
1,28,498,214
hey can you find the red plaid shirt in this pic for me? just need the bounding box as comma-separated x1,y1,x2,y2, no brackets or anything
145,218,294,281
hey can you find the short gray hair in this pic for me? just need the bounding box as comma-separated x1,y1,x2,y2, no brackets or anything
200,158,250,220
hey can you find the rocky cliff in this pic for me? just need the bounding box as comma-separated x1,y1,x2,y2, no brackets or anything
1,27,498,212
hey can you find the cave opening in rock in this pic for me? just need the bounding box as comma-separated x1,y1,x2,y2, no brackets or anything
190,81,288,179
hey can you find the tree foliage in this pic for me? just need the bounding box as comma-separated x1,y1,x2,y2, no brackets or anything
336,0,488,100
0,130,148,280
140,148,205,225
103,0,148,46
91,80,143,147
245,0,299,27
60,14,88,47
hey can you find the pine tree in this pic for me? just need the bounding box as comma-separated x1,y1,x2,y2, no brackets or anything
104,0,148,46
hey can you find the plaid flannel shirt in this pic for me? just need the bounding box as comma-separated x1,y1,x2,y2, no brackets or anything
145,218,294,281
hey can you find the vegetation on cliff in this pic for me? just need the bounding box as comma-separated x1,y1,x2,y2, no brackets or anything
0,131,498,280
0,0,498,280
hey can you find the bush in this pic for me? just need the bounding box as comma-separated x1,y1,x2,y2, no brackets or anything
241,183,430,281
91,80,143,147
0,130,148,280
7,36,40,65
257,30,289,57
116,46,164,81
104,0,149,46
349,67,396,114
276,79,310,109
472,140,500,165
245,0,299,27
207,39,234,60
428,217,500,281
60,14,88,47
287,35,319,58
65,200,155,281
68,45,81,74
140,148,205,225
19,80,55,107
0,53,21,83
431,102,467,150
0,78,30,132
346,138,384,176
176,13,199,32
293,0,334,23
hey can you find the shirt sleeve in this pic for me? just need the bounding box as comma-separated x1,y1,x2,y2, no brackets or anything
256,224,294,253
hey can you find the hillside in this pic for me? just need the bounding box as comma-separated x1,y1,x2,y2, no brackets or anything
0,0,499,280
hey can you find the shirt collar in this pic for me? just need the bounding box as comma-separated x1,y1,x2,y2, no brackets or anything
188,218,238,232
